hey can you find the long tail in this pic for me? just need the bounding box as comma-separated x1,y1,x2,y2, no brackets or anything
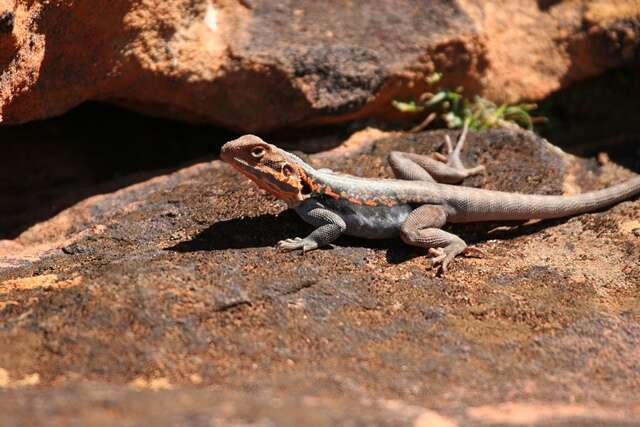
447,176,640,222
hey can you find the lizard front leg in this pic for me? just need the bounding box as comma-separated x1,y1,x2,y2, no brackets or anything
400,205,480,274
388,122,485,184
277,203,346,253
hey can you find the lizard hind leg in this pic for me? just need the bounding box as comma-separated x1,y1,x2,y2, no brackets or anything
400,205,474,274
388,122,485,185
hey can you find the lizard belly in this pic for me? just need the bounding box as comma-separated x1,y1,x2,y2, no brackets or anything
319,197,414,239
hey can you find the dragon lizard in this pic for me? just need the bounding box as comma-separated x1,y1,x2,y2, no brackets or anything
220,126,640,273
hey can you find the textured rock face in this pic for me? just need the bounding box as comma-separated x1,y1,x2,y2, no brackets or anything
0,0,639,132
1,128,639,425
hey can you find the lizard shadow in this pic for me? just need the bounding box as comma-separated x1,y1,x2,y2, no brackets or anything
167,211,418,262
165,208,422,261
451,218,569,242
168,211,571,262
332,235,420,264
381,218,571,265
168,210,315,252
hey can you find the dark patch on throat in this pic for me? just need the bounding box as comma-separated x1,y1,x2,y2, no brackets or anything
301,179,313,196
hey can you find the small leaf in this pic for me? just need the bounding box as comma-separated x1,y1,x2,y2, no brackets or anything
504,107,533,130
424,91,448,107
392,100,424,113
444,112,463,128
426,72,443,85
392,73,546,131
520,103,538,111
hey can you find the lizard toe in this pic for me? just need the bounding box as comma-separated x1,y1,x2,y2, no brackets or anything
431,254,455,276
428,247,445,260
462,245,486,258
432,152,448,163
439,255,456,275
427,248,447,270
301,241,318,253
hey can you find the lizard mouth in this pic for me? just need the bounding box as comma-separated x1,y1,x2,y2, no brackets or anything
227,157,252,172
227,157,302,200
226,157,266,182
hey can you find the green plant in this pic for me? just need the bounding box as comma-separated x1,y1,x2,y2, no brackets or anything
393,73,541,132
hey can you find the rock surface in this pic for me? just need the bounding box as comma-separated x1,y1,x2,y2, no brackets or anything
0,0,639,132
1,128,639,426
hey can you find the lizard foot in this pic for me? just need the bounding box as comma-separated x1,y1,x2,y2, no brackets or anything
277,237,318,253
427,247,455,275
427,245,485,275
441,121,485,179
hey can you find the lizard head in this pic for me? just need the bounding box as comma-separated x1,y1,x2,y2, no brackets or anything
220,134,313,205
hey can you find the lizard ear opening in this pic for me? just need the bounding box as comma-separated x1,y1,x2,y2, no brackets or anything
301,179,312,196
282,164,295,177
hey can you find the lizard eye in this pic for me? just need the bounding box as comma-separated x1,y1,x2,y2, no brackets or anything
282,164,295,177
251,146,266,158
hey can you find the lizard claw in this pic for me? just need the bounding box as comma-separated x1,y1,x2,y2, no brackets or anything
277,237,318,253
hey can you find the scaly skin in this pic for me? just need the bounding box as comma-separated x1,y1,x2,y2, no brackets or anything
220,125,640,273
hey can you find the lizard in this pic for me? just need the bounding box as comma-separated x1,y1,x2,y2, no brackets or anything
220,124,640,273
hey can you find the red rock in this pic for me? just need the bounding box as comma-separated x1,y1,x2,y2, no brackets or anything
0,0,638,132
0,130,639,427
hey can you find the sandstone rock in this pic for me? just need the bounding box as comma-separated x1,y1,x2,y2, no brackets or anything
0,128,638,425
0,0,638,132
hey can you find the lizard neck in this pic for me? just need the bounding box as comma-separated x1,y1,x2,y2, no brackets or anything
278,151,322,207
300,170,414,207
281,150,441,208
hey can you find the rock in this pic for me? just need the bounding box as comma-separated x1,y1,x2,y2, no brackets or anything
61,243,95,255
0,128,639,425
466,402,636,426
0,1,639,132
414,410,459,427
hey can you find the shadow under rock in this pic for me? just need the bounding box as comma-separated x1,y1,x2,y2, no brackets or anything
0,102,237,240
538,68,640,174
